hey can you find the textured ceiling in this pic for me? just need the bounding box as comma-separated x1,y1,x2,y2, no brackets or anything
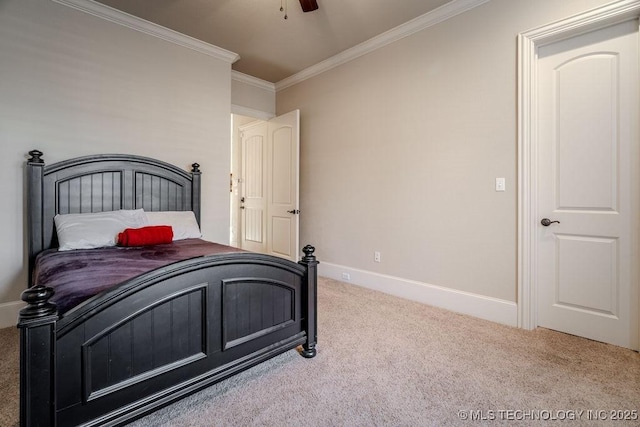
94,0,452,83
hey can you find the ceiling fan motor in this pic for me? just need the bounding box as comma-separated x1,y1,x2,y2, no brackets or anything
299,0,319,12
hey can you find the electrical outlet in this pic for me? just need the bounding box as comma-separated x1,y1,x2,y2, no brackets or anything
342,272,351,281
374,251,381,263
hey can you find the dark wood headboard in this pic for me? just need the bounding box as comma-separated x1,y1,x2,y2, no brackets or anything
25,149,202,280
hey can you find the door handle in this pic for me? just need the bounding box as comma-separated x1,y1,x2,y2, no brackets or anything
287,209,300,214
541,218,560,226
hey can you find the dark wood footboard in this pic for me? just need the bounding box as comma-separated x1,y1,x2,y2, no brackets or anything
18,247,318,427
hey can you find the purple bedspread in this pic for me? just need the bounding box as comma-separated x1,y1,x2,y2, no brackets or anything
33,239,243,315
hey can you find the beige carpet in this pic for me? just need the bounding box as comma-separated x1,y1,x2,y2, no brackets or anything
1,277,639,426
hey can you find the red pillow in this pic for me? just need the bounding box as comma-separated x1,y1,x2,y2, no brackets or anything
117,225,173,247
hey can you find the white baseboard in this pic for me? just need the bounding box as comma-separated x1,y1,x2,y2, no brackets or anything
0,300,24,329
319,262,518,327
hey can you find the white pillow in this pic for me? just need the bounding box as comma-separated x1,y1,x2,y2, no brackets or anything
54,209,148,251
144,211,202,240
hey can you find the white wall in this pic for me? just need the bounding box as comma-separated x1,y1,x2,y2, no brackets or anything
276,0,612,311
0,0,234,324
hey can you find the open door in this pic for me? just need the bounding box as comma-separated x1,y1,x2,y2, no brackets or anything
239,121,268,254
239,110,300,261
267,110,300,260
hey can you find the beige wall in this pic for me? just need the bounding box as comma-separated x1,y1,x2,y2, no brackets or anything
0,0,233,308
277,0,611,302
0,0,616,322
231,74,276,119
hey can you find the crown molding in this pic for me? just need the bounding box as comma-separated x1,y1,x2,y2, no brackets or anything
231,71,276,93
275,0,490,91
51,0,240,64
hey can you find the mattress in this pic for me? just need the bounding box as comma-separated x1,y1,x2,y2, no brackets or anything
33,239,242,314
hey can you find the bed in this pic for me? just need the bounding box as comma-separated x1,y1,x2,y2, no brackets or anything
17,150,318,427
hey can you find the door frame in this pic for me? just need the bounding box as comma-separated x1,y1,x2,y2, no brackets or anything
233,111,301,261
517,0,640,332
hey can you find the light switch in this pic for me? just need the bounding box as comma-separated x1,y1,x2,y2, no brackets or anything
495,177,506,192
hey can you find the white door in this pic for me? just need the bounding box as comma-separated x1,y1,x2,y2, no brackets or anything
267,110,300,261
240,122,268,253
537,20,639,349
239,110,300,261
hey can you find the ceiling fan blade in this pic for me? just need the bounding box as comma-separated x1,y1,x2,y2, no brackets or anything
299,0,318,12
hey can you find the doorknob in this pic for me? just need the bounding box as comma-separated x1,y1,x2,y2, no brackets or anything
287,209,300,214
541,218,560,226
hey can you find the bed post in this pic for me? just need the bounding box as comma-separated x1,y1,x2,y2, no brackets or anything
26,150,45,283
17,285,58,427
191,163,201,226
298,245,318,358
